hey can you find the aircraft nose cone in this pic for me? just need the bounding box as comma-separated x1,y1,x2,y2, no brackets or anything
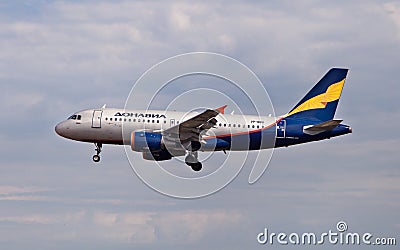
55,122,65,137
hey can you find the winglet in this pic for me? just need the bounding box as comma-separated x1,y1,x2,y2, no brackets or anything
101,104,107,109
216,105,228,114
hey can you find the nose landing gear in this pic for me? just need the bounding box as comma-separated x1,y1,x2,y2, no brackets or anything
92,143,102,162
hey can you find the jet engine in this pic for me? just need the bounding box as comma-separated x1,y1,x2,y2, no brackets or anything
131,131,162,152
142,149,172,161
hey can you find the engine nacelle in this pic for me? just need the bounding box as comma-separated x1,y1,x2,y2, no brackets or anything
131,131,162,152
142,149,172,161
131,131,199,161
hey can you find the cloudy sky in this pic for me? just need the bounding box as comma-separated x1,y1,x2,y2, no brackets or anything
0,0,399,249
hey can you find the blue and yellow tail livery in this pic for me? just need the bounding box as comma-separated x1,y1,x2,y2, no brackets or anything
275,68,351,148
285,68,348,121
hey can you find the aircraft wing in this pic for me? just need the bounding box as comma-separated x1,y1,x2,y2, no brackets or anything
162,105,227,144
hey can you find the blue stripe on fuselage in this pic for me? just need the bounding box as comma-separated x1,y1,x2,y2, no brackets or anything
275,123,351,148
205,126,276,151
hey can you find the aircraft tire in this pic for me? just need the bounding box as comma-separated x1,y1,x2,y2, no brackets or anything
190,162,202,172
92,155,100,162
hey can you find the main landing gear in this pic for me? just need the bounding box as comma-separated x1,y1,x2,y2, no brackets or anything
92,142,102,162
185,151,202,171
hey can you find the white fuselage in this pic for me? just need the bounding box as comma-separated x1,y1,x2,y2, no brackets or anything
55,108,278,151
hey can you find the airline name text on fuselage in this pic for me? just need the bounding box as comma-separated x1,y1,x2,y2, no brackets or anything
114,112,167,119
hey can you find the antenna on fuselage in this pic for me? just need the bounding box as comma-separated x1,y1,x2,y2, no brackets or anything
101,104,106,109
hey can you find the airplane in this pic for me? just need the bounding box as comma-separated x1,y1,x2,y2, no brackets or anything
55,68,352,171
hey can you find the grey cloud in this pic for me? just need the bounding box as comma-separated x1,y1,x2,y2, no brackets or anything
0,1,399,249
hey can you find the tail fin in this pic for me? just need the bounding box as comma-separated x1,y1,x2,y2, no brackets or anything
285,68,348,121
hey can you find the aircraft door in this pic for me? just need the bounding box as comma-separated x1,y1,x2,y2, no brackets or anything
92,110,103,128
277,119,286,138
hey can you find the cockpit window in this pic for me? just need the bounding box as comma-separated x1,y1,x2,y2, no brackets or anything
67,114,82,120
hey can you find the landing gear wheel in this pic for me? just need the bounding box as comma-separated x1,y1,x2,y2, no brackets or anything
190,162,202,171
92,142,102,163
92,155,100,162
185,152,202,171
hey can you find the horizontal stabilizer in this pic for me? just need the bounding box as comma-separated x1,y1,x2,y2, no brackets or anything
303,119,343,135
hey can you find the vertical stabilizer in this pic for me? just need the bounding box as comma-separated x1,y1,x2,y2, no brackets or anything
285,68,348,121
